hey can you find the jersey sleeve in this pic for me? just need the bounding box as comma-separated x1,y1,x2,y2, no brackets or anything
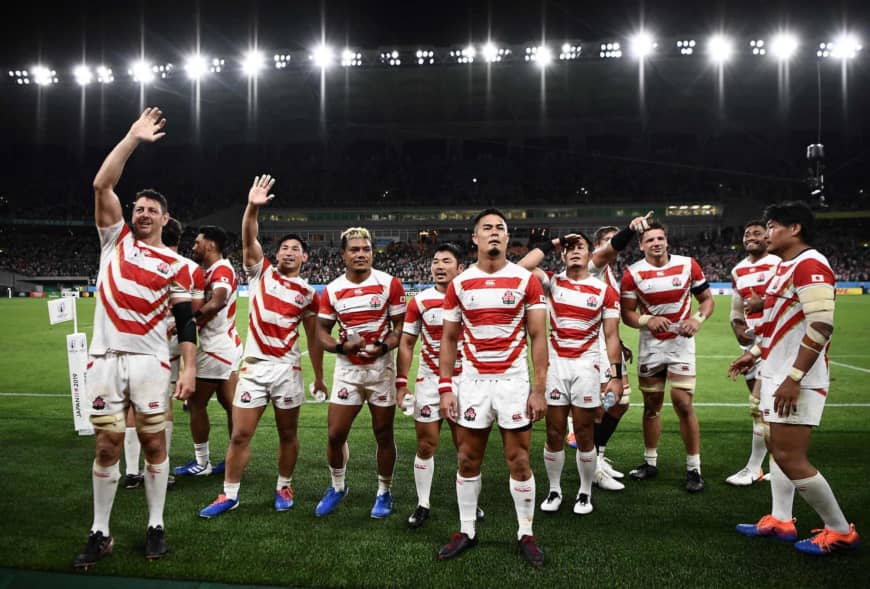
191,266,205,300
245,258,265,281
388,276,407,317
690,258,707,288
793,257,835,291
211,265,235,291
620,268,638,300
96,221,127,255
318,287,337,321
442,281,461,323
304,290,320,319
169,262,193,301
402,296,423,336
602,285,621,319
524,274,546,310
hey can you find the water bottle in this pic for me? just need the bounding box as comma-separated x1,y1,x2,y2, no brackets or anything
603,391,616,410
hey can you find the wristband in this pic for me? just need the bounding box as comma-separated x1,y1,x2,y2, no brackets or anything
193,310,203,319
748,344,762,359
438,377,454,396
787,367,805,382
538,240,555,255
335,342,345,355
379,342,389,355
638,314,653,328
692,311,706,324
610,226,634,251
610,363,623,379
395,376,408,388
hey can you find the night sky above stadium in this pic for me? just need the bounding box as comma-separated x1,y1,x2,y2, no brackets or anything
4,0,869,64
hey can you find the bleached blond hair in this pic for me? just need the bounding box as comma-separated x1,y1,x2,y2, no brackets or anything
340,226,372,250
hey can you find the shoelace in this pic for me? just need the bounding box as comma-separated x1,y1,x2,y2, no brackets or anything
210,494,229,506
278,487,293,500
808,528,848,550
520,536,542,555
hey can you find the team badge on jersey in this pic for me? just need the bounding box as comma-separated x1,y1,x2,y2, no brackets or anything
157,262,171,275
294,293,305,306
369,295,382,309
92,396,106,410
240,392,251,403
549,389,561,400
586,296,598,308
420,405,432,418
464,407,477,421
502,290,516,305
757,273,766,283
512,412,523,422
148,401,160,409
338,387,349,400
671,277,682,287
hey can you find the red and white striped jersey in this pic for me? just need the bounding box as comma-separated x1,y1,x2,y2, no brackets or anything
542,272,620,359
759,249,834,388
589,262,621,294
621,254,706,341
167,257,205,360
243,258,319,365
91,221,192,362
319,269,406,368
403,286,462,379
198,258,241,355
731,254,780,332
442,262,546,378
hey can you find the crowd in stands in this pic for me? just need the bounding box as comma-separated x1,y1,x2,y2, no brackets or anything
2,221,868,287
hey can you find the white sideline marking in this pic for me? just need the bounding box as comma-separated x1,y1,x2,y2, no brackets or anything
830,361,870,375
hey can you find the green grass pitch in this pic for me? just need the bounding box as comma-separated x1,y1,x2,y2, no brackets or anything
0,295,868,588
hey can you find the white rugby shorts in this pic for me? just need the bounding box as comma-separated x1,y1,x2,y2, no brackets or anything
330,364,396,407
547,354,602,409
87,352,171,416
456,376,531,430
234,359,305,410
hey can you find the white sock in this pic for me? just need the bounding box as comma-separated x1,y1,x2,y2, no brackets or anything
144,457,169,529
687,454,701,473
123,427,140,476
277,475,292,491
91,460,120,535
510,476,535,540
577,450,597,496
330,466,346,492
746,421,767,473
414,455,434,508
457,473,481,539
223,481,241,501
644,448,658,467
377,474,393,495
194,441,210,467
597,446,607,459
769,459,795,522
793,472,850,534
164,422,174,458
543,448,564,493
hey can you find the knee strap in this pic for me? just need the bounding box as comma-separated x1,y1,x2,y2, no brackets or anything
136,411,167,434
90,412,126,433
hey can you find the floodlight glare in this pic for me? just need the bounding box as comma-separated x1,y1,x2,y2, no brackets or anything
129,60,154,83
73,65,93,86
831,34,863,59
311,44,334,69
242,50,265,76
630,32,657,58
96,65,114,83
708,34,733,63
482,42,499,62
184,54,209,80
535,46,553,67
31,65,58,85
770,33,798,60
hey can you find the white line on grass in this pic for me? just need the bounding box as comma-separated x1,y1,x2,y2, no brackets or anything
830,361,870,374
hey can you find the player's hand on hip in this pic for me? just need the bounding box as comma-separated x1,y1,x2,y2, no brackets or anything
728,352,755,380
620,341,633,364
128,107,167,143
630,211,654,232
440,392,458,423
773,378,800,418
249,174,276,206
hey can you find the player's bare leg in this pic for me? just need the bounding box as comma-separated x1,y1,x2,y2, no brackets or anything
75,430,123,570
315,403,361,516
274,405,301,510
502,427,543,566
630,376,665,481
670,383,704,492
409,419,441,527
179,379,218,476
369,403,397,517
727,378,768,486
217,372,237,439
123,406,143,488
541,405,569,512
438,426,488,560
571,406,599,513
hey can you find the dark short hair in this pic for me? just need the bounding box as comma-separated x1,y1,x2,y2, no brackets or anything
641,221,667,238
471,208,508,231
162,218,183,247
593,225,619,246
743,219,765,231
564,231,593,252
763,201,815,244
135,188,168,214
277,233,309,253
434,242,463,262
197,225,228,255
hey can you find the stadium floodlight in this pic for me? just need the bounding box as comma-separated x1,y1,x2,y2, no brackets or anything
559,42,581,60
184,54,209,80
749,39,766,56
129,59,154,83
708,34,734,63
380,50,401,66
273,54,291,69
630,32,657,58
341,49,363,67
10,69,30,85
482,42,499,62
524,45,552,66
415,49,435,65
31,65,58,85
769,33,798,60
73,65,93,86
311,44,334,69
242,50,265,76
599,42,622,59
677,39,696,55
825,34,863,59
96,65,114,83
210,58,225,73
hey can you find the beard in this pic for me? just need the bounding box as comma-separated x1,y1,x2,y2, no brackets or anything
486,246,500,257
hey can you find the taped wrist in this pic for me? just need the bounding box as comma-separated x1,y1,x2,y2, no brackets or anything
395,376,408,388
610,226,634,251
